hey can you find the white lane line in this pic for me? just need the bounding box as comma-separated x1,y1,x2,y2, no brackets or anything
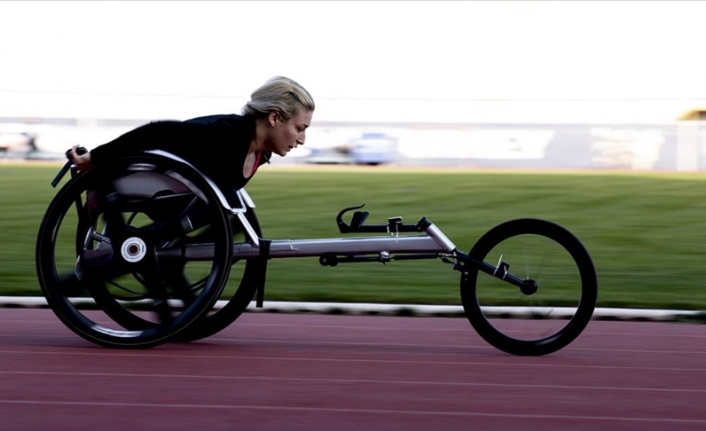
3,319,706,338
0,331,705,354
0,370,704,393
149,321,706,337
0,350,704,372
0,399,703,424
206,336,706,354
0,334,76,338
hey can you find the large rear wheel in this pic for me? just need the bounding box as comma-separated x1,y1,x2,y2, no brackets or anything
36,154,233,348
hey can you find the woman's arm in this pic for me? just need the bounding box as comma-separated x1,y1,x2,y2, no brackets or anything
89,121,184,166
70,120,225,171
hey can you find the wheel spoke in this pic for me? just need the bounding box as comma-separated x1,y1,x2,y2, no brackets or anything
163,263,198,308
107,276,148,297
57,272,85,297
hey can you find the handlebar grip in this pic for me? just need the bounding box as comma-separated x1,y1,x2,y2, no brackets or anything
51,146,88,188
66,146,87,157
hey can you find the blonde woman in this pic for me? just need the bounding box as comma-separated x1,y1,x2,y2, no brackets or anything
70,75,315,192
59,76,314,301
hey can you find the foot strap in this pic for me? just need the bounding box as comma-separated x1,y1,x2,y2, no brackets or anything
256,239,271,308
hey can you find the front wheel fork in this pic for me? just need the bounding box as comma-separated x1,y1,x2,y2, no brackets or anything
454,250,538,296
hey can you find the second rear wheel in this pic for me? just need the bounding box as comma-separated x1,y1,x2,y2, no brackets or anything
176,207,263,342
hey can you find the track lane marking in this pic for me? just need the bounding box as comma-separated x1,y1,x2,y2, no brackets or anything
0,399,703,424
0,350,704,372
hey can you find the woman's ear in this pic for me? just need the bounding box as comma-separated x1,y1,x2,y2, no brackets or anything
268,111,279,127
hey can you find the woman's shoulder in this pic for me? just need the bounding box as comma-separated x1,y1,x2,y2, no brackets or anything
184,113,255,129
183,114,256,142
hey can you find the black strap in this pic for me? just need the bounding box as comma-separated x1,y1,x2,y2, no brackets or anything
256,239,271,308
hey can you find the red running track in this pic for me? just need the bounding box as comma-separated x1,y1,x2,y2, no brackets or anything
1,309,705,431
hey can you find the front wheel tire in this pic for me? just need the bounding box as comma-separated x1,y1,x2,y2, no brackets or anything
460,218,597,356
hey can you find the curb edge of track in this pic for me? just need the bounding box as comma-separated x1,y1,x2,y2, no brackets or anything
1,296,704,323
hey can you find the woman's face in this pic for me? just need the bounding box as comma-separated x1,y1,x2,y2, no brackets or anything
267,109,313,157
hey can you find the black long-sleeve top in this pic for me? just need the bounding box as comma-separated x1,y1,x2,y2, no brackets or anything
90,114,270,191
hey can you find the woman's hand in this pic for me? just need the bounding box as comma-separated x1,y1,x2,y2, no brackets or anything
69,145,92,171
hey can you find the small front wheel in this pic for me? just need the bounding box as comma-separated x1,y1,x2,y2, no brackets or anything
460,219,597,356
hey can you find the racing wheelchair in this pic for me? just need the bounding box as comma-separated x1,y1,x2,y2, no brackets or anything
36,149,598,355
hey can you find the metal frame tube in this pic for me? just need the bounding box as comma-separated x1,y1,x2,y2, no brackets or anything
158,227,457,261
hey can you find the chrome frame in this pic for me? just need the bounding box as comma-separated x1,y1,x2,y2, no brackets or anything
159,224,457,262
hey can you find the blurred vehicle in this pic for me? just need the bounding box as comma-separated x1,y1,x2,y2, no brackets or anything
304,132,398,165
304,144,355,164
349,133,398,165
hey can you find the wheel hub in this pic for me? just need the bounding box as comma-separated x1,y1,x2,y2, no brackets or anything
120,237,147,263
521,279,538,295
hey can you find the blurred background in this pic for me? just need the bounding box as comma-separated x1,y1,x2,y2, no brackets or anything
1,1,705,309
1,1,705,170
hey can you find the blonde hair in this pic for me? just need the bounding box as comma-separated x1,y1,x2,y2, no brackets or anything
242,76,315,121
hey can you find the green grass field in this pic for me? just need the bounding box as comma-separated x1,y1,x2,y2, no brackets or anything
2,163,706,310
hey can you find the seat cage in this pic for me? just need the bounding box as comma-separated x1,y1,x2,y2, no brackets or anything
130,150,260,245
